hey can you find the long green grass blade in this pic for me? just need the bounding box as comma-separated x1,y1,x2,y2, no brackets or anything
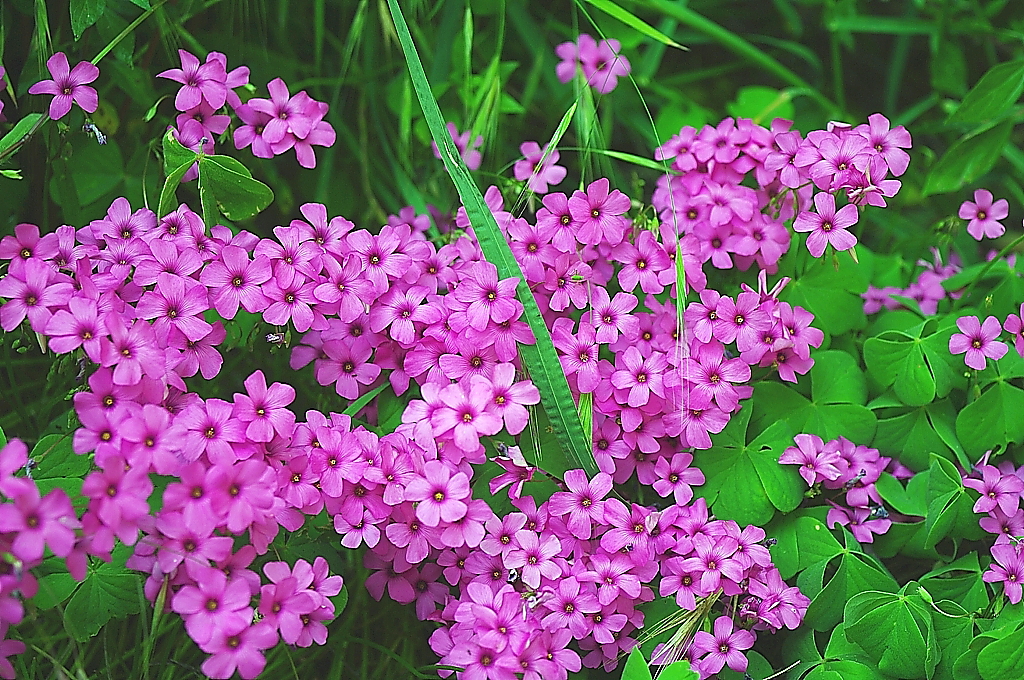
582,0,687,50
386,0,597,477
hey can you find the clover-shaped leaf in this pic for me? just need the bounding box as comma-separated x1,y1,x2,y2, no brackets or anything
697,406,803,526
925,454,984,549
781,256,868,336
751,350,876,444
955,381,1024,458
843,584,938,679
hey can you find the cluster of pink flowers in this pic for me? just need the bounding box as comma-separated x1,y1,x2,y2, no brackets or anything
0,204,365,676
654,114,910,266
0,439,73,677
158,49,335,169
862,248,962,316
779,434,902,543
966,462,1024,603
555,33,632,94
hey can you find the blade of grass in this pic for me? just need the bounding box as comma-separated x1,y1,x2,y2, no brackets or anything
582,0,688,50
386,0,597,477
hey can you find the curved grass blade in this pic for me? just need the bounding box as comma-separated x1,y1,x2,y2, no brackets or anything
581,0,688,51
386,0,597,477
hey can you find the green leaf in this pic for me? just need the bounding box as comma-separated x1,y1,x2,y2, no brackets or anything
977,625,1024,680
924,453,982,549
387,0,596,476
873,406,955,471
725,85,796,124
198,155,274,221
751,352,877,444
0,114,43,158
802,547,898,631
843,585,937,679
695,407,802,525
920,556,988,616
63,545,143,641
875,472,927,517
69,136,125,207
768,513,843,580
956,381,1024,459
947,60,1024,126
621,646,654,680
31,432,90,480
35,570,79,610
923,121,1014,196
161,127,197,176
582,0,687,50
864,330,935,406
157,161,193,219
71,0,106,40
658,661,700,680
781,255,868,336
931,600,976,680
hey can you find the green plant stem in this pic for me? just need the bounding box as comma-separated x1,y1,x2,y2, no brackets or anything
953,231,1024,310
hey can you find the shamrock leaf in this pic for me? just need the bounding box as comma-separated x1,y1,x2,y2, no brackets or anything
697,406,803,526
956,380,1024,458
843,583,938,679
751,350,876,444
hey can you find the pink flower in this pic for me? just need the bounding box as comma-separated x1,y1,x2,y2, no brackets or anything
960,189,1008,240
28,52,99,120
793,191,859,257
983,543,1024,604
779,433,842,486
570,178,631,246
232,370,296,442
514,141,567,194
692,615,755,675
404,460,471,527
949,315,1007,371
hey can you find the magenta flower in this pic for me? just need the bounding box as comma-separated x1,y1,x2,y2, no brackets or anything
793,191,859,257
200,620,278,680
232,370,296,442
692,615,755,675
779,433,842,486
959,189,1009,240
0,486,78,563
965,465,1024,516
453,262,522,331
201,245,272,319
949,315,1007,371
157,49,229,112
28,52,99,120
552,318,601,392
569,178,631,246
549,469,612,539
472,363,540,436
984,543,1024,604
611,346,667,407
514,141,567,194
652,453,704,504
404,460,471,527
431,382,503,452
1006,304,1024,358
